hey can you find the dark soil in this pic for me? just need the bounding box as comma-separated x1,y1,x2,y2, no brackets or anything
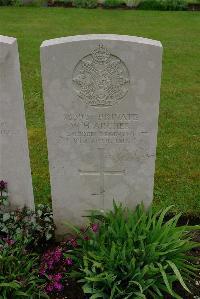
165,231,200,298
49,279,85,299
165,213,200,226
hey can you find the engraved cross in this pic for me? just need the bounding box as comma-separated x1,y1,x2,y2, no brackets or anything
79,148,125,207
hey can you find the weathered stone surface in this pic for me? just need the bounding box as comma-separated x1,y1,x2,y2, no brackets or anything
41,34,163,235
0,35,34,210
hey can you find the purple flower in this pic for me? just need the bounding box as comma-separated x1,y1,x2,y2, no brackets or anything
84,236,90,241
53,281,63,291
53,273,62,281
0,180,7,191
45,274,63,293
41,247,63,271
39,265,46,276
48,273,62,282
46,283,54,293
43,257,53,270
91,223,99,233
64,257,73,266
54,247,62,262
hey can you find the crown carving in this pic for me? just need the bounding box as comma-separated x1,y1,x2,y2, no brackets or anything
73,44,130,107
91,44,111,64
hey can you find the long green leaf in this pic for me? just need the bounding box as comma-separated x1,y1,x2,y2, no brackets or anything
167,260,191,293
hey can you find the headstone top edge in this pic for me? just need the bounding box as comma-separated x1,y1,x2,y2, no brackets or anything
0,35,16,45
40,34,162,49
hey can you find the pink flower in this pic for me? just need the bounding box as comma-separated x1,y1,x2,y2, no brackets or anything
68,238,78,248
64,257,73,266
84,236,90,241
3,237,15,246
91,223,99,233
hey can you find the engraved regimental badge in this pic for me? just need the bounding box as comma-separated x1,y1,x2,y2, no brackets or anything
73,44,130,107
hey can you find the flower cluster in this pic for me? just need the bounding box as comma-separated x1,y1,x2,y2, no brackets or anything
46,273,63,293
39,247,63,275
39,223,100,294
39,246,74,294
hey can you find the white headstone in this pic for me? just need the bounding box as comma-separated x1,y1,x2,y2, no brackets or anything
0,35,34,210
41,34,163,235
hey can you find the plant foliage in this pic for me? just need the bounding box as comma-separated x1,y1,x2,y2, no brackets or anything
0,0,11,5
65,202,200,298
73,0,97,8
103,0,123,7
138,0,187,10
0,181,53,297
0,236,48,298
0,184,55,251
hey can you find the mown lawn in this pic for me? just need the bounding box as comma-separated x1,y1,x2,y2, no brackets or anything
0,8,199,214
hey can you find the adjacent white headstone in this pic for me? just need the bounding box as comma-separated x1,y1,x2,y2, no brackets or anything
0,35,34,210
41,34,163,235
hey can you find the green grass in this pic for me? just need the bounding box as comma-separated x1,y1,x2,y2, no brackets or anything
0,8,199,214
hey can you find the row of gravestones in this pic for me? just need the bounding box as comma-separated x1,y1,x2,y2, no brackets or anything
0,34,163,236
